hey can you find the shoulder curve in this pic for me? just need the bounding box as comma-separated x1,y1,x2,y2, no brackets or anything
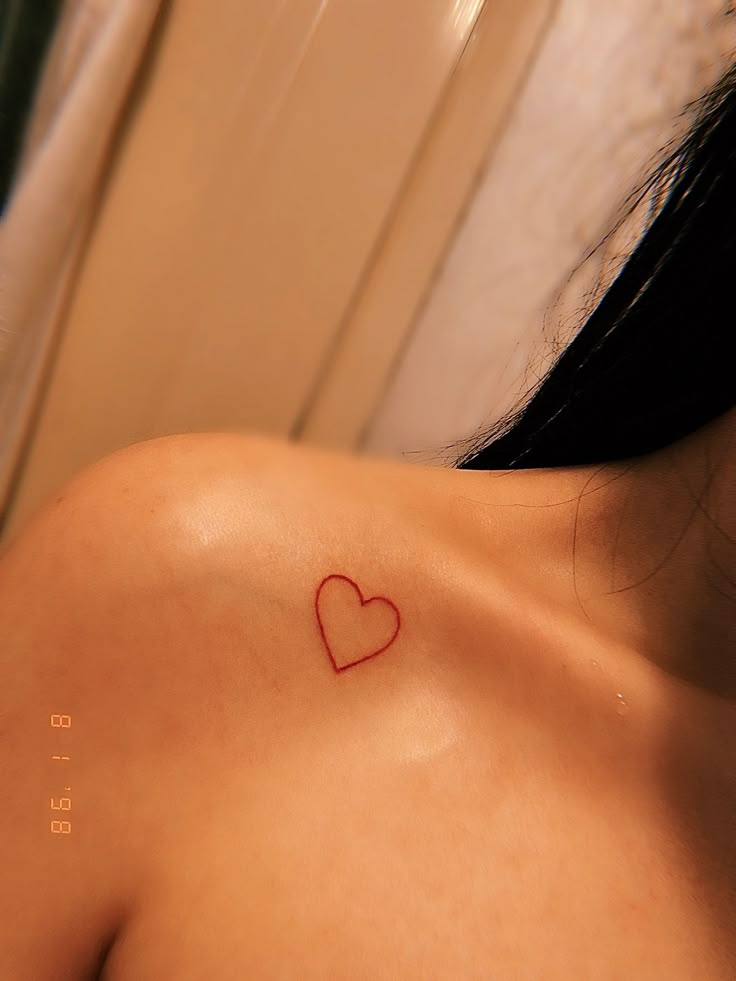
2,430,292,583
0,432,307,977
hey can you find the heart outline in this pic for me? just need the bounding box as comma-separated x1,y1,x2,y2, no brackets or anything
315,574,401,673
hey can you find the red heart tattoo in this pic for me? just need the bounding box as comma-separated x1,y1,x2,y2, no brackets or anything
315,574,401,672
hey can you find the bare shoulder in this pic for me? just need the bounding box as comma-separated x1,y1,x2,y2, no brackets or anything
3,430,431,593
3,433,731,979
0,434,295,977
1,428,440,709
2,431,333,577
0,431,443,979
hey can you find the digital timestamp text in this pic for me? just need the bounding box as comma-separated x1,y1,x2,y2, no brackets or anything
50,713,72,835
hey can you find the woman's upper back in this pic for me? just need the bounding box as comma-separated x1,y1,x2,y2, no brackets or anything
1,432,733,979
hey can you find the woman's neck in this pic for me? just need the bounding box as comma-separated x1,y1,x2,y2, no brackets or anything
444,407,736,701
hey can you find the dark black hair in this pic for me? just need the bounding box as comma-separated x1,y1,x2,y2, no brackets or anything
451,60,736,472
0,0,63,216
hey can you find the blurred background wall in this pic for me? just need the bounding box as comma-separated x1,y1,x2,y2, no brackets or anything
1,0,734,539
364,0,736,462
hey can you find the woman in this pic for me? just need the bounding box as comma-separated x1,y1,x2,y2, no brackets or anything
1,61,735,981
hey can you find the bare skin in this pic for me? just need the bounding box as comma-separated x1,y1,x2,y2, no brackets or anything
1,414,734,979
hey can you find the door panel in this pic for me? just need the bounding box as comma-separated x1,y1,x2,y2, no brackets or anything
3,0,555,538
